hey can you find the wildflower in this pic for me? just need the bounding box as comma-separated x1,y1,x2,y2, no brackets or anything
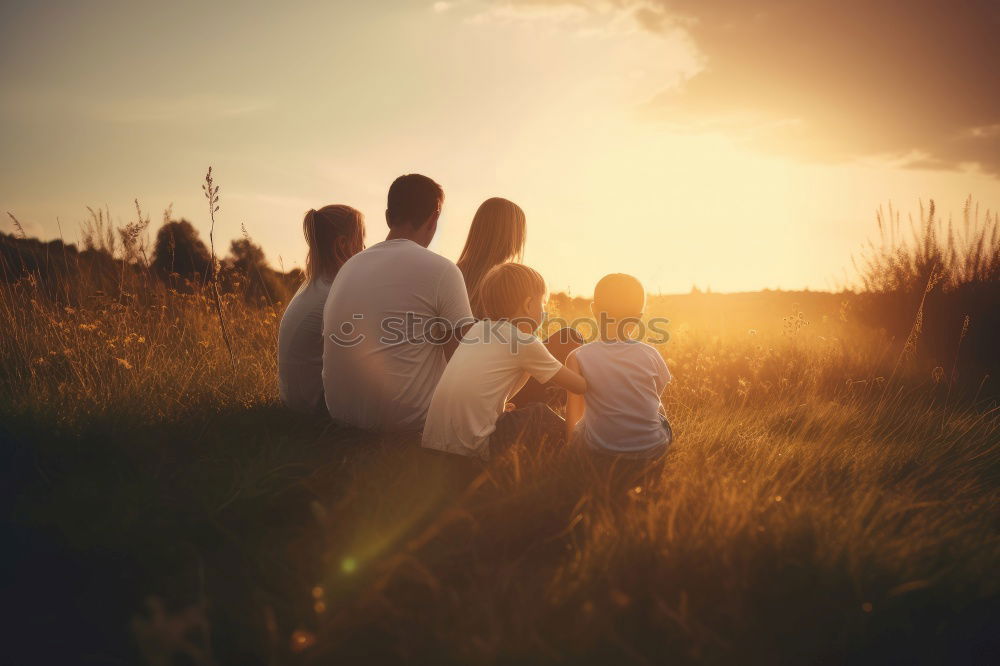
116,357,133,370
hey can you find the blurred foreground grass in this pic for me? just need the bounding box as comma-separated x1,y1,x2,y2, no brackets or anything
2,276,998,665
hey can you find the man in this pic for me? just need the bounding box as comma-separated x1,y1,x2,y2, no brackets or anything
322,174,474,431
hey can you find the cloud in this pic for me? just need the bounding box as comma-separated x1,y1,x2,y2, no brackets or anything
465,0,608,27
503,0,1000,174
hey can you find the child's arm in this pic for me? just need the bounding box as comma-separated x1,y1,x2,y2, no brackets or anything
564,351,586,441
547,362,587,395
518,334,586,395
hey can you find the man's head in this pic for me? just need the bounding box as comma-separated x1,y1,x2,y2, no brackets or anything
592,274,645,335
385,174,444,247
478,263,547,332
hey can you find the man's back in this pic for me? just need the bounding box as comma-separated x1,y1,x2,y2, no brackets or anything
322,238,472,431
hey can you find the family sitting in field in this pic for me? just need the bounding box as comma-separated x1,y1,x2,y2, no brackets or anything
277,174,673,460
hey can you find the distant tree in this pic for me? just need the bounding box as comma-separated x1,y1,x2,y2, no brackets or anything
224,236,288,304
281,267,305,294
228,237,267,273
151,219,211,285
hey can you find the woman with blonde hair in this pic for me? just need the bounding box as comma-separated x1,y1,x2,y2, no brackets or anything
457,197,584,407
278,205,365,414
457,197,526,318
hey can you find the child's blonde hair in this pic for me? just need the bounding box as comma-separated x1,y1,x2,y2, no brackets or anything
478,263,546,320
457,198,527,317
593,273,645,318
303,205,365,283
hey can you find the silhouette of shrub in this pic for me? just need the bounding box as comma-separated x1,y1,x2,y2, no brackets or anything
151,220,212,289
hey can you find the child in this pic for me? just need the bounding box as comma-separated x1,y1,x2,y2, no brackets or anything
422,263,587,460
565,273,673,458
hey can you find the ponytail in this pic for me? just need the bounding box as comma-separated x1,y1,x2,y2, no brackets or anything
303,205,365,283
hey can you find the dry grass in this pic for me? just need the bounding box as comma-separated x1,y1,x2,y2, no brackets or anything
3,271,998,664
2,196,998,664
855,197,999,293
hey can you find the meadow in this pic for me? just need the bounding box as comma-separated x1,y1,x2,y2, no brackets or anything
2,198,999,664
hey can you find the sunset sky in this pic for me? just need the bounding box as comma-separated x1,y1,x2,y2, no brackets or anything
2,0,998,294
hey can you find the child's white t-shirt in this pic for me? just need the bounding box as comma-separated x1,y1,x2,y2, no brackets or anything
422,319,563,459
574,340,671,455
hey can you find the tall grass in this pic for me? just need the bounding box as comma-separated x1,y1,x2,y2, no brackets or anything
855,197,999,293
2,195,998,664
852,198,1000,390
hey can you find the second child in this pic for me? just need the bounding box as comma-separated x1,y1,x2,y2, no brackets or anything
565,273,673,459
422,263,587,460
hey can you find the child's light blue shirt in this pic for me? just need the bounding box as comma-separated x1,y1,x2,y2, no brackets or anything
574,340,672,456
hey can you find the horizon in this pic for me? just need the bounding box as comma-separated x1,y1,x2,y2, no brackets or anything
2,0,998,294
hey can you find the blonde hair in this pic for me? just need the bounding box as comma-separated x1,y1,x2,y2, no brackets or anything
303,205,365,283
478,263,546,320
593,273,645,318
457,198,526,317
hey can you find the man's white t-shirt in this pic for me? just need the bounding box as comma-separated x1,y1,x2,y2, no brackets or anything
322,239,473,431
422,319,563,459
277,277,332,414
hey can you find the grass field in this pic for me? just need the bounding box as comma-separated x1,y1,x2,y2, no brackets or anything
3,257,998,664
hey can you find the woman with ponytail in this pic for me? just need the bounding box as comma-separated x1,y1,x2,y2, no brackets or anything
278,205,365,414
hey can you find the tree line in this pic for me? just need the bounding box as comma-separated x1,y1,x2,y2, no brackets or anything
2,209,300,305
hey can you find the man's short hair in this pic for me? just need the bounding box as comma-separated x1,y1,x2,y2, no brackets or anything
386,174,444,227
593,273,645,318
478,263,546,320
